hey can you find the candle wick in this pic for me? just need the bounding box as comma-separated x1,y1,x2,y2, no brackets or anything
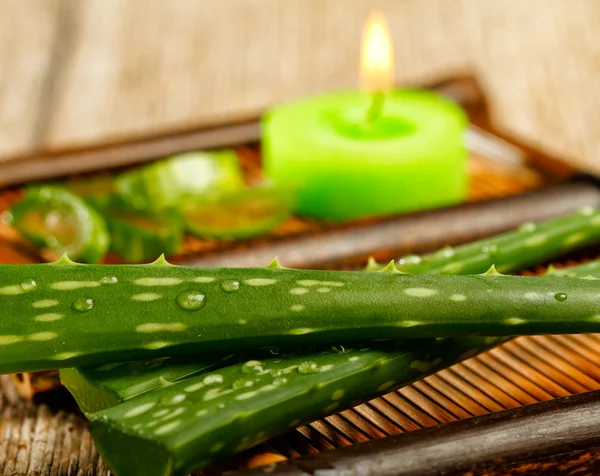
365,92,385,124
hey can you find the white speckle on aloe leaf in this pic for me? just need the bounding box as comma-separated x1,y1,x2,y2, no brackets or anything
192,277,216,283
203,375,223,385
52,352,81,360
281,365,299,374
236,391,259,400
297,280,344,287
143,341,172,350
564,233,587,246
525,235,548,246
210,443,225,453
319,364,333,372
396,320,423,327
27,332,57,342
579,206,595,216
377,381,396,392
410,360,433,372
160,408,185,420
524,292,540,300
196,409,208,417
152,409,170,418
0,335,22,345
51,281,100,290
349,356,360,362
316,287,331,293
505,317,527,325
404,288,438,297
324,402,340,413
238,319,247,325
0,285,25,295
136,323,187,333
442,263,463,273
331,390,345,400
134,277,182,286
450,294,467,302
154,420,181,435
244,278,277,286
204,388,233,401
132,293,162,302
289,287,309,295
184,381,205,393
34,313,64,322
32,299,59,309
290,304,305,312
124,402,156,418
289,328,314,335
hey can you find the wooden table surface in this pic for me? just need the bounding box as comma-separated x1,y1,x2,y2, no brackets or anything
1,0,600,173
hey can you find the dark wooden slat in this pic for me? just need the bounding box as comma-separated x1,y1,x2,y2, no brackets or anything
228,390,600,476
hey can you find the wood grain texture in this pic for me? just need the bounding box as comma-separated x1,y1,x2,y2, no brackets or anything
0,0,61,158
27,0,600,176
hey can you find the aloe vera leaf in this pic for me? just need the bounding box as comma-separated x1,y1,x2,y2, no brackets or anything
181,184,297,239
63,206,600,411
89,337,504,476
105,209,184,262
393,206,600,275
116,150,244,212
8,186,110,263
60,354,237,414
85,256,600,476
6,255,600,373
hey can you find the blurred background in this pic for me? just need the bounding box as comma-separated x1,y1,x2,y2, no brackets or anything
1,0,599,171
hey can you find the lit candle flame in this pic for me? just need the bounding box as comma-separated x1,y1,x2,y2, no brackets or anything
360,11,395,93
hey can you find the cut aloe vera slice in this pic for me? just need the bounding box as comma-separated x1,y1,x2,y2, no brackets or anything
116,150,244,212
181,185,297,239
64,176,117,211
9,186,109,263
106,208,183,262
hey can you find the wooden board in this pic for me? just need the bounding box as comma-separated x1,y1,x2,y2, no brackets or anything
2,1,600,176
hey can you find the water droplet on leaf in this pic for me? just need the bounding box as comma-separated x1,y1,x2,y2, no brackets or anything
241,360,264,375
273,377,288,386
176,291,206,311
101,276,118,285
398,254,421,266
554,293,567,302
221,280,240,292
20,278,37,292
298,361,320,374
73,298,93,312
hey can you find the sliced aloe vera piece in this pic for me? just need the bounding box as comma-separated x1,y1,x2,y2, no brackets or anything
106,208,183,262
116,150,244,212
181,185,297,239
64,176,118,211
9,186,109,263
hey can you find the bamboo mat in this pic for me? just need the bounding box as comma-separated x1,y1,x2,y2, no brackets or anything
1,0,600,175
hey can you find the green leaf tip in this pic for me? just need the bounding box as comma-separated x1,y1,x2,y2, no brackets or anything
265,257,286,270
158,376,174,387
364,257,383,271
482,264,503,276
149,254,174,266
381,260,403,274
51,253,79,266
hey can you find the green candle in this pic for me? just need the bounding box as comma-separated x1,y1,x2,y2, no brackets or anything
262,89,468,221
